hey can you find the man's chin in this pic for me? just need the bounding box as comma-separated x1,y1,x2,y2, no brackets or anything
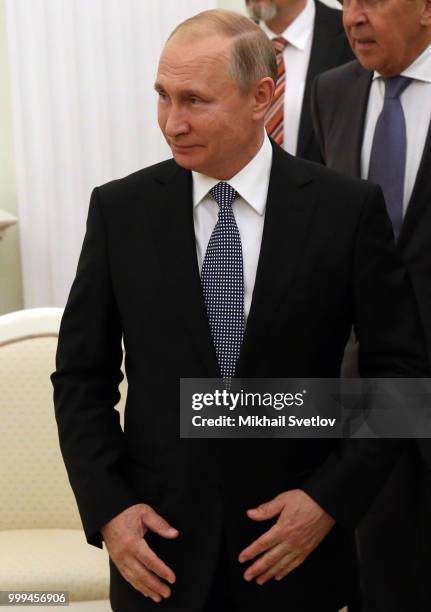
352,45,381,72
171,148,205,172
172,153,198,171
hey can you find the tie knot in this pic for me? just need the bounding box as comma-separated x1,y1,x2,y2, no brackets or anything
384,76,412,99
271,36,288,55
210,182,238,211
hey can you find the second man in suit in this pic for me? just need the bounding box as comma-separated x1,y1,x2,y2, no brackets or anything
311,0,431,609
245,0,354,160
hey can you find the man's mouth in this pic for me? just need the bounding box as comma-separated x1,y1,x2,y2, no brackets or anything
353,38,377,49
171,143,200,151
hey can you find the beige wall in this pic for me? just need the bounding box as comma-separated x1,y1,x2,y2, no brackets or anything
0,0,23,315
217,0,247,14
0,0,247,316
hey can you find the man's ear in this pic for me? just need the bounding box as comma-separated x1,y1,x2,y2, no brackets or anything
252,77,276,120
420,0,431,25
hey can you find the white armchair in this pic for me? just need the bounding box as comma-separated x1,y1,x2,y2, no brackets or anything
0,308,118,611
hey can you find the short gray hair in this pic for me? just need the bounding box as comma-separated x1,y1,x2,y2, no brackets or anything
168,9,278,92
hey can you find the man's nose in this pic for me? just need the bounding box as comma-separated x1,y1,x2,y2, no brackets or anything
343,0,368,27
164,105,190,139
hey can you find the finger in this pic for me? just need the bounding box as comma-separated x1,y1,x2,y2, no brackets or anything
127,557,172,601
255,550,300,585
122,562,165,603
242,542,285,582
246,495,284,522
274,554,304,581
140,505,179,539
238,523,280,563
135,539,176,584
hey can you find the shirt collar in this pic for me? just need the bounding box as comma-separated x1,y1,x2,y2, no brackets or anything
260,0,315,51
192,132,273,216
373,43,431,84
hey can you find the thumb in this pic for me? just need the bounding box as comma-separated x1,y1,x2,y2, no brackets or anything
247,495,284,521
140,505,179,538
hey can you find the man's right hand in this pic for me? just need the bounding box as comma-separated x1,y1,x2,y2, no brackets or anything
101,503,179,604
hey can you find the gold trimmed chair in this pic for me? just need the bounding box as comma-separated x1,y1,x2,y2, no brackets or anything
0,308,119,611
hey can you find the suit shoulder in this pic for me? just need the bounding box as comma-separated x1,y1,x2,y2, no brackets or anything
288,153,377,205
317,59,367,89
305,157,371,192
96,158,179,200
302,158,383,223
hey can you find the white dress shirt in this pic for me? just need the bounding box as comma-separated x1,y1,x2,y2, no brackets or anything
361,44,431,214
261,0,315,155
192,133,273,320
319,0,342,8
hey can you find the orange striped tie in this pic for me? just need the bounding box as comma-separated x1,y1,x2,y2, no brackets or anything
265,37,288,146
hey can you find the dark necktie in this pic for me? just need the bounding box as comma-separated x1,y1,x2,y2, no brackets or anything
201,182,244,379
265,37,288,145
368,76,412,241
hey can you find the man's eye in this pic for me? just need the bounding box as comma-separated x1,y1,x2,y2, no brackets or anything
158,91,168,100
190,97,202,105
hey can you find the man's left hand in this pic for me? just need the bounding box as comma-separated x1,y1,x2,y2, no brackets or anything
238,489,335,584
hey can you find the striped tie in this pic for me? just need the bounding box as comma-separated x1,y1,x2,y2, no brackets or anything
265,36,288,146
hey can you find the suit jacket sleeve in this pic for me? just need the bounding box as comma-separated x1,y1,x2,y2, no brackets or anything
51,187,140,548
301,184,429,528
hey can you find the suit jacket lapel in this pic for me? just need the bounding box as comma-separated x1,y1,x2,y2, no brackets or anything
237,144,317,375
147,162,219,375
335,65,372,177
398,119,431,248
147,148,317,377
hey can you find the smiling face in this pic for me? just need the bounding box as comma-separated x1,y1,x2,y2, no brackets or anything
343,0,431,76
155,31,270,179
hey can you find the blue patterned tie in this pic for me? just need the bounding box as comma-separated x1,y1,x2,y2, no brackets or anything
368,76,412,241
201,182,244,379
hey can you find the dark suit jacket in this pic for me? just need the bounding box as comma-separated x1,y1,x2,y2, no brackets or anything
311,59,431,611
51,143,428,612
295,0,354,161
311,59,431,366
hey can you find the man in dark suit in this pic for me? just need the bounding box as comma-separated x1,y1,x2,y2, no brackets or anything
245,0,354,161
311,0,431,609
52,9,428,612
